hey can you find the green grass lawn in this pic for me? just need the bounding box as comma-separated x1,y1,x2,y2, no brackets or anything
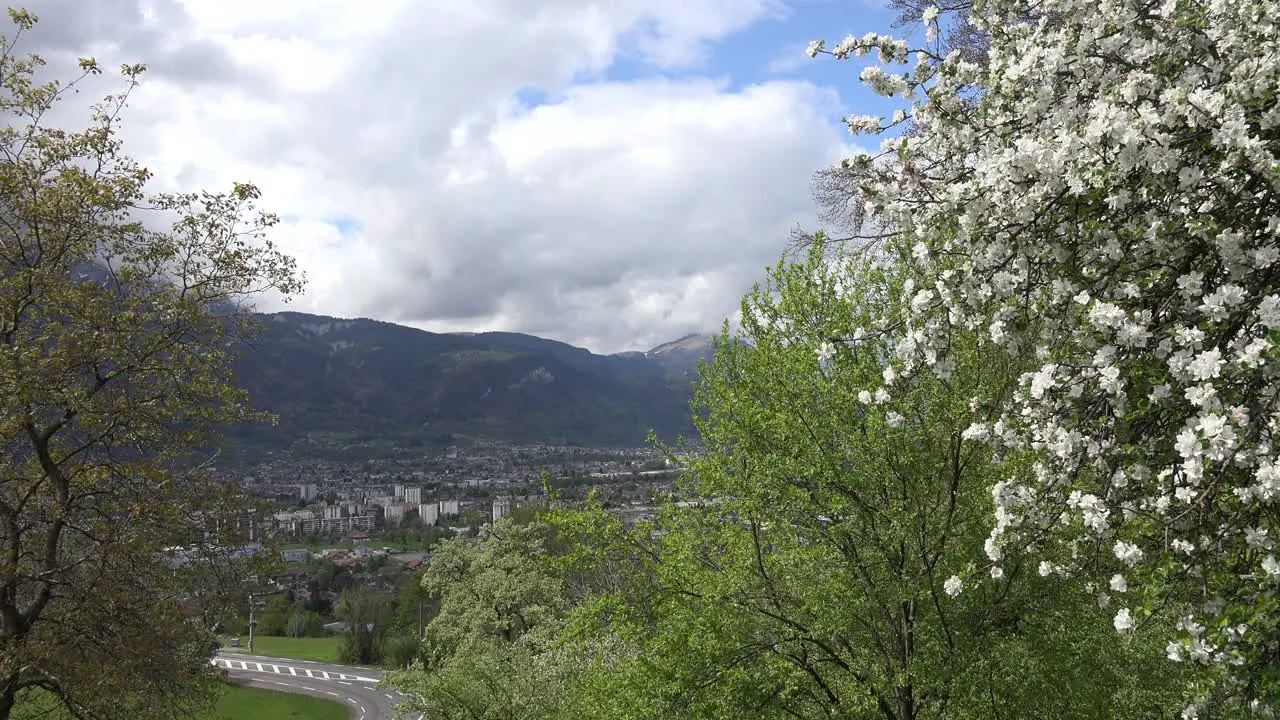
14,684,346,720
207,684,347,720
221,634,343,663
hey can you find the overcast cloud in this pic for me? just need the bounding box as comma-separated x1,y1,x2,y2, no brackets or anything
17,0,876,353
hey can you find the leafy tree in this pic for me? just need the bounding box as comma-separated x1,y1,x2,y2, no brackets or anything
554,237,1204,719
336,589,393,665
808,0,1280,710
384,518,590,719
422,520,565,652
508,501,547,526
392,569,431,637
0,9,301,719
281,609,326,638
255,595,295,637
381,634,420,670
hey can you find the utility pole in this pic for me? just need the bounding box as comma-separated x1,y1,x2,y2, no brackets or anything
246,589,285,654
247,592,255,654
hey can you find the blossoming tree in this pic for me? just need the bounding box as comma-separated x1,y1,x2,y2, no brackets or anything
546,237,1198,718
809,0,1280,712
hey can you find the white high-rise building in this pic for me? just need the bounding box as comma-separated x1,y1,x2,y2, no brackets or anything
383,504,406,527
405,487,422,505
492,498,512,523
299,484,318,502
439,499,460,517
420,503,439,526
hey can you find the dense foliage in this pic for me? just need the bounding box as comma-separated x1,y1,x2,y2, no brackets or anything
547,239,1207,718
385,519,590,720
388,237,1226,718
807,0,1280,711
0,10,301,719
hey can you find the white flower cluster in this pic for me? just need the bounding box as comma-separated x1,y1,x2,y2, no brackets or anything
812,0,1280,684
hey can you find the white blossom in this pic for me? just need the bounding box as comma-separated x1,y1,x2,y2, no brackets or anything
943,575,963,597
911,289,935,313
844,114,883,135
1114,608,1135,634
1245,528,1272,550
1186,349,1224,382
811,0,1280,680
1258,296,1280,328
988,319,1006,343
817,342,836,365
1148,384,1171,403
1029,363,1058,399
1114,541,1143,567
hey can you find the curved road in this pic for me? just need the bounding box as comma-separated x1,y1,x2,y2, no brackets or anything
214,653,422,720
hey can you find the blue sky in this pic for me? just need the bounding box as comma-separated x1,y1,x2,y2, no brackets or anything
693,0,907,89
579,0,910,133
512,0,913,143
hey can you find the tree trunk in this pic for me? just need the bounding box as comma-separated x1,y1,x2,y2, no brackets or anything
897,598,917,720
0,680,17,720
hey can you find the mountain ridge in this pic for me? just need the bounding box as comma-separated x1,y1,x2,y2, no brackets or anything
225,312,708,460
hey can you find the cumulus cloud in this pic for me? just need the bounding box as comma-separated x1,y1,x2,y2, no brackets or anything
17,0,854,353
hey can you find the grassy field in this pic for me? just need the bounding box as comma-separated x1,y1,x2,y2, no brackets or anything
207,684,347,720
221,634,343,663
14,684,347,720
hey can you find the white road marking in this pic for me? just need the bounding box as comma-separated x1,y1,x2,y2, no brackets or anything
218,659,394,719
220,652,380,672
212,657,378,682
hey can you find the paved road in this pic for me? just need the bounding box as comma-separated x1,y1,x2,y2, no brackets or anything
214,653,422,720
